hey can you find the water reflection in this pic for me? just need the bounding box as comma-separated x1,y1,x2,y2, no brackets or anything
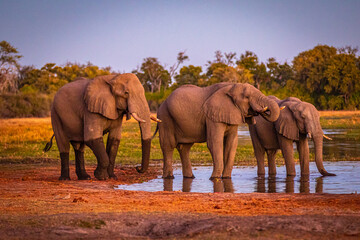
163,174,328,194
163,177,235,193
116,162,360,194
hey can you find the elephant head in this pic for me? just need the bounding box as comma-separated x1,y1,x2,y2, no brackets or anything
203,83,280,125
275,98,335,176
84,73,152,173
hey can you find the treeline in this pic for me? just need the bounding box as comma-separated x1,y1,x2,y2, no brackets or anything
1,40,359,117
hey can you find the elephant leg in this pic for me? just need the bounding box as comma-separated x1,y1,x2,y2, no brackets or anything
52,111,71,180
249,126,266,177
177,143,195,178
266,149,277,177
206,121,226,180
106,136,120,180
296,136,310,176
85,137,109,180
159,119,176,179
59,152,70,180
71,141,90,180
222,126,238,179
277,135,296,176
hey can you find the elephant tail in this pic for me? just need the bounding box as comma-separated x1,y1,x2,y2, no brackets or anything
151,124,159,140
43,134,55,152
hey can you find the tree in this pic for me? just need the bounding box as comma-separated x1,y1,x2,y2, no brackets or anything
237,51,269,89
174,65,204,86
169,51,189,81
134,57,171,93
324,53,360,109
292,45,337,96
266,58,294,90
0,41,23,93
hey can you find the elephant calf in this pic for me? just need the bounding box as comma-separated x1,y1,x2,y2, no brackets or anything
44,74,156,180
157,82,280,180
249,96,335,177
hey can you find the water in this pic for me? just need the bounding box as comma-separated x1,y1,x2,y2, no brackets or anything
116,127,360,194
237,126,360,160
116,162,360,194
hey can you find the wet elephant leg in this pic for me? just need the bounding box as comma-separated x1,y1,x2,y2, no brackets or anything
59,152,70,180
266,149,277,177
249,126,266,177
159,120,176,179
277,135,296,176
85,137,109,180
222,126,238,179
106,137,120,179
177,143,195,178
297,135,310,176
207,121,226,180
71,141,90,180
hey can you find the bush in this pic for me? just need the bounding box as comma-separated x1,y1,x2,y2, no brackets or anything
0,93,53,118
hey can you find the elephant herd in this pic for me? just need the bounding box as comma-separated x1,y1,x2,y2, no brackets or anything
44,73,335,181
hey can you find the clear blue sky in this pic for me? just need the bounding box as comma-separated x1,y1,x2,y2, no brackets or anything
1,0,359,73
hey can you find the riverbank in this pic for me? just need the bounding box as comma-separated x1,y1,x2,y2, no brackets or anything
0,161,359,239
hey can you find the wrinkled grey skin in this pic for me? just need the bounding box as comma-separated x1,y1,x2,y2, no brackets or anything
157,83,280,179
249,96,335,177
49,74,152,180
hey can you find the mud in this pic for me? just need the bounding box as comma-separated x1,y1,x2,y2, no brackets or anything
0,159,360,239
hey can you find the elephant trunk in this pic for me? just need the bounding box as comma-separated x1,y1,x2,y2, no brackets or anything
128,97,152,174
313,134,336,176
251,95,280,122
136,120,152,173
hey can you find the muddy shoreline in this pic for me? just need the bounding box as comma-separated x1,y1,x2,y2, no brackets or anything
0,161,359,239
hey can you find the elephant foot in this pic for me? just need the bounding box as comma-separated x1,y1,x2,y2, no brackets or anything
319,169,336,176
209,176,221,180
59,175,70,181
94,168,109,180
163,175,175,179
183,175,195,179
77,172,91,180
221,176,232,179
108,174,118,180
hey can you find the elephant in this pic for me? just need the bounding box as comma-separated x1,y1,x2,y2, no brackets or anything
248,96,335,177
157,82,281,180
44,73,158,180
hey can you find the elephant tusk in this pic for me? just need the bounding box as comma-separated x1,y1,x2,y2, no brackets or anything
150,115,162,123
131,112,146,123
280,106,286,110
262,106,268,112
323,134,333,140
308,132,312,139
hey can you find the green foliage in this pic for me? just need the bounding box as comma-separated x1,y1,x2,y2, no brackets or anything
134,57,171,93
0,93,53,118
1,41,360,116
0,41,23,93
174,65,204,86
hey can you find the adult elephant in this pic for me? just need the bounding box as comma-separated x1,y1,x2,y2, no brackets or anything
157,82,280,179
249,96,335,177
44,74,156,180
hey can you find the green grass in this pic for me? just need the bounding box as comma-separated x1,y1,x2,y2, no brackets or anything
1,112,359,166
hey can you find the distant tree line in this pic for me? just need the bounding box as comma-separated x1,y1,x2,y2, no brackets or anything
1,40,359,117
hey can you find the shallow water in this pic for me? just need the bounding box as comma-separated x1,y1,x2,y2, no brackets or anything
116,161,360,194
238,126,360,160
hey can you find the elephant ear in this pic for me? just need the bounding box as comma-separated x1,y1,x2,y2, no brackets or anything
202,85,244,125
84,75,119,120
275,102,300,140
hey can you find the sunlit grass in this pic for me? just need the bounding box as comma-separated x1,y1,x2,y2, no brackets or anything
320,110,360,129
1,110,359,166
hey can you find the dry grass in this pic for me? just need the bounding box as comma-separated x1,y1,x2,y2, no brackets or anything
0,110,359,164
